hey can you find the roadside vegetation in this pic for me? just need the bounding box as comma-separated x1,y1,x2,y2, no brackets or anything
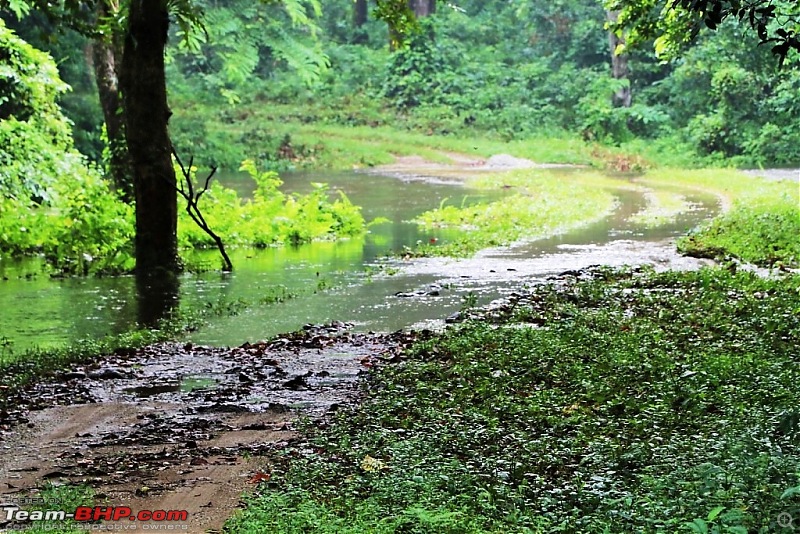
227,267,800,533
679,194,800,268
1,1,799,532
411,170,620,257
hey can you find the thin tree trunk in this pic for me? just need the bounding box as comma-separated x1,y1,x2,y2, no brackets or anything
354,0,368,27
121,0,180,276
408,0,435,17
92,0,133,202
606,10,632,108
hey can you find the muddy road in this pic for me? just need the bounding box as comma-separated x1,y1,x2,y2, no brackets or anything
0,154,729,533
0,326,420,532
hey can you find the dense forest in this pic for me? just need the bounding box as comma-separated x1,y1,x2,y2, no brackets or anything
7,0,800,168
2,0,799,276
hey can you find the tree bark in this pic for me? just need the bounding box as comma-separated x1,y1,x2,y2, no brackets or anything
92,0,134,202
120,0,180,276
408,0,435,17
606,10,632,108
354,0,368,27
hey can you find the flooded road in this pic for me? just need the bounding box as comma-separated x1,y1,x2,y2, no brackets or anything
0,169,719,351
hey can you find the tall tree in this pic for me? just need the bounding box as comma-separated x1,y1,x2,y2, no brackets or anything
408,0,435,17
120,0,180,275
1,0,325,276
606,9,632,107
354,0,368,27
375,0,417,49
91,0,133,202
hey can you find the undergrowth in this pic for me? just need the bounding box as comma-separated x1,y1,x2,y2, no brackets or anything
227,268,800,533
678,193,800,267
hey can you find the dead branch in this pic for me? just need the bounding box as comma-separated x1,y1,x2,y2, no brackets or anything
171,146,233,272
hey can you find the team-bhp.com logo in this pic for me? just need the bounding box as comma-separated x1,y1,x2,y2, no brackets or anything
4,506,188,523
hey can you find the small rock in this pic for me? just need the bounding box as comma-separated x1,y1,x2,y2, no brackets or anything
88,368,126,380
282,376,308,391
445,312,462,324
62,371,87,381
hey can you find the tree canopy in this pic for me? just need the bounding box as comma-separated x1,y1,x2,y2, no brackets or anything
610,0,800,64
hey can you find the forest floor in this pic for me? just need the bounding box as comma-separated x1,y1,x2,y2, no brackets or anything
0,326,419,533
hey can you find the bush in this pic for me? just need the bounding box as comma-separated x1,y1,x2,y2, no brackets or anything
177,159,366,249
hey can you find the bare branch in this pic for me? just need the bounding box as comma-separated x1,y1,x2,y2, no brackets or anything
169,145,233,272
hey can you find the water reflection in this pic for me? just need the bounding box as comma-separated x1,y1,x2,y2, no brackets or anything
136,271,181,327
0,171,719,350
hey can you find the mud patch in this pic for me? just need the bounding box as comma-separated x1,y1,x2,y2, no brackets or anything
0,325,421,533
368,153,580,184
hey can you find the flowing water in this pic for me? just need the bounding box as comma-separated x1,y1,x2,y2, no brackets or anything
0,170,719,351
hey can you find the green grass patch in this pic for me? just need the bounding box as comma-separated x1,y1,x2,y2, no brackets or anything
678,193,800,267
628,189,696,228
411,170,619,256
638,168,794,209
227,268,800,533
15,484,93,534
639,169,799,266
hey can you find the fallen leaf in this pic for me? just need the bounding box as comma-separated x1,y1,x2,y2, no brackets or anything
249,472,271,484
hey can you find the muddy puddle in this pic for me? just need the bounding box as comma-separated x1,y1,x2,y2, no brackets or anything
0,325,421,532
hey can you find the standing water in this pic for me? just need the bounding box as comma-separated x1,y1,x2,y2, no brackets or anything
0,170,718,351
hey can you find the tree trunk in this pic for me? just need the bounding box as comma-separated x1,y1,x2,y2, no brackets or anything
606,10,632,108
408,0,435,17
120,0,180,276
92,0,134,202
354,0,368,27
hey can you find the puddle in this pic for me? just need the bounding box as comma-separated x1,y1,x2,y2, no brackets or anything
180,374,223,392
124,383,181,397
124,374,223,398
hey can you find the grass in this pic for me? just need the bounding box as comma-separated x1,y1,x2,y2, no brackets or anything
637,168,796,210
410,170,620,256
678,193,800,267
627,168,800,266
171,95,613,172
8,484,94,534
628,189,696,228
226,267,800,533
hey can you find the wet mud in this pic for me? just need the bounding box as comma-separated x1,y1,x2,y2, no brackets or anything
0,325,421,533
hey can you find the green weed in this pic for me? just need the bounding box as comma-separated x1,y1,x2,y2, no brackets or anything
227,268,800,533
410,170,618,257
678,194,800,267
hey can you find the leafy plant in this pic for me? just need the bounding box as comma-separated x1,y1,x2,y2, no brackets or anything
227,268,800,532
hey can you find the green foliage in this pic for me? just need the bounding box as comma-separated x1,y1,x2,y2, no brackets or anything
169,0,328,101
0,165,135,275
614,0,800,65
382,20,450,108
0,22,135,275
412,170,618,257
177,159,366,249
679,193,800,267
23,484,93,534
0,18,72,201
228,268,800,532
